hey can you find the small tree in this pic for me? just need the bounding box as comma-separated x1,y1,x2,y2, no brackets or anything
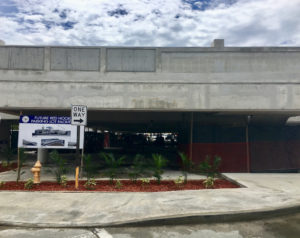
50,150,68,184
99,152,125,183
152,154,168,184
178,152,193,184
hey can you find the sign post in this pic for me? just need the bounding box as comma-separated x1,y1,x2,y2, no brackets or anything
71,105,87,189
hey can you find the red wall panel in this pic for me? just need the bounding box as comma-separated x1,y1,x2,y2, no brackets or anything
250,140,300,172
179,142,248,172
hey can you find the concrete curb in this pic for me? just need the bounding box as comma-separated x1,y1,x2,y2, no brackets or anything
220,174,247,188
1,203,300,229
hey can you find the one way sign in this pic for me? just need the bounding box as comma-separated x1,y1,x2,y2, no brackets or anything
71,105,87,126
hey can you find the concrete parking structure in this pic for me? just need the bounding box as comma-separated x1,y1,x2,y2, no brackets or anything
1,39,300,172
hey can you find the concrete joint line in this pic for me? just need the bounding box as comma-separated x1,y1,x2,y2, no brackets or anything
93,229,113,238
1,80,300,85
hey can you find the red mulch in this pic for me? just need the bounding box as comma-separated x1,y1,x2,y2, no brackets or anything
0,179,239,192
0,162,18,172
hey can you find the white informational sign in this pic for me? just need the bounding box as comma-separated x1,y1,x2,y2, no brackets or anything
18,116,84,149
71,105,87,126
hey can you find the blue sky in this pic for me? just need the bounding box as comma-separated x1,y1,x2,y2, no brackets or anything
0,0,299,46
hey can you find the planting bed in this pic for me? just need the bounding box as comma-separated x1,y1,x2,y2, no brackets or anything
0,162,18,173
0,179,239,192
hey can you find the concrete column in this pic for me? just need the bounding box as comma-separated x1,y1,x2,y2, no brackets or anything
246,115,252,173
100,47,106,72
37,148,48,164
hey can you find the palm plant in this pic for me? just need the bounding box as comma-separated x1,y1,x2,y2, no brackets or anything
99,152,125,183
198,155,222,178
178,152,193,184
128,154,145,182
152,153,168,184
83,154,97,180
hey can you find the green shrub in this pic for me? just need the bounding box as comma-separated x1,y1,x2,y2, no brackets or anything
198,155,222,178
0,181,5,188
140,178,150,187
178,152,193,184
24,178,34,190
50,150,68,184
1,161,8,168
84,178,97,190
60,175,68,187
174,176,184,188
152,154,168,184
115,179,122,189
203,176,214,189
99,152,125,183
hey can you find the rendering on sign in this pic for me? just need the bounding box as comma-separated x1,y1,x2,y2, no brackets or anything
71,105,87,126
18,116,84,149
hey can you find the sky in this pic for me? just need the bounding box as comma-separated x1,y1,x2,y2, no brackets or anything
0,0,300,46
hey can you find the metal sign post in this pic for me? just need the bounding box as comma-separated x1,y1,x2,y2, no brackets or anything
71,105,87,189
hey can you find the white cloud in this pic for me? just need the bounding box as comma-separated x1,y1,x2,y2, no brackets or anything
0,0,299,46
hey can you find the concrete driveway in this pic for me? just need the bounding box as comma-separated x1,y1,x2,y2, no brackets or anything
0,173,299,228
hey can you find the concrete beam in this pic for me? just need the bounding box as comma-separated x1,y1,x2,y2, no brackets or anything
1,45,300,111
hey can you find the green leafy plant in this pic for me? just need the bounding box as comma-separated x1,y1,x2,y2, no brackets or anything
174,176,184,188
115,179,122,189
178,152,193,184
198,155,222,178
128,154,145,183
84,178,97,190
203,176,214,189
99,152,125,183
152,154,168,184
50,150,68,184
83,154,97,180
60,175,68,187
1,161,8,168
24,178,34,190
17,148,27,182
0,181,5,188
140,178,150,188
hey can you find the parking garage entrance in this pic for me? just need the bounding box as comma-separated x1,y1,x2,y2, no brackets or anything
3,110,300,173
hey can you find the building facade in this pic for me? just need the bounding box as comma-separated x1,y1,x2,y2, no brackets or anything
1,39,300,172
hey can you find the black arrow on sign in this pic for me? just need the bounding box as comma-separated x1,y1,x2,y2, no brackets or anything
74,118,84,123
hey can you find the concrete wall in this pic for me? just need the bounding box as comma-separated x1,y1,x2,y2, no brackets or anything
50,48,100,71
0,47,44,70
106,48,155,72
1,44,300,111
